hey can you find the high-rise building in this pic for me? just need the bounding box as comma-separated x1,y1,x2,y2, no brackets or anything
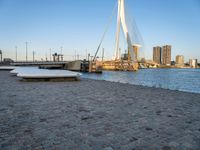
176,55,184,66
153,46,162,64
162,45,171,65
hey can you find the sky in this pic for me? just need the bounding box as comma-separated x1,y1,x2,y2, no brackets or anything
0,0,200,62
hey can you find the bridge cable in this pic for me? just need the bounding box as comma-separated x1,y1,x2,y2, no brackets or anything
93,1,118,62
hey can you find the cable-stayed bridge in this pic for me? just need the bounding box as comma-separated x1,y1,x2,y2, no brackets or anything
91,0,144,72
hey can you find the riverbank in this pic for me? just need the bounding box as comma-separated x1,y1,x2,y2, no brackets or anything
83,69,200,94
0,71,200,150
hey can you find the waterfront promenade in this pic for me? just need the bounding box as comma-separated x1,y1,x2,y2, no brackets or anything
0,71,200,150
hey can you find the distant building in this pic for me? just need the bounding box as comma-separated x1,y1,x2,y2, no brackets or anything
189,59,198,68
0,50,2,62
176,55,184,67
153,46,162,64
162,45,171,66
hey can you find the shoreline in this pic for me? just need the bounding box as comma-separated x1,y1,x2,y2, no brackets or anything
1,70,200,149
82,77,200,95
1,66,200,94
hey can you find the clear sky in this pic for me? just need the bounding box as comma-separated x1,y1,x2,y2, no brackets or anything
0,0,200,62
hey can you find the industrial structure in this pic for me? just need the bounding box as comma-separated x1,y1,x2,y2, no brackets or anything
52,53,63,62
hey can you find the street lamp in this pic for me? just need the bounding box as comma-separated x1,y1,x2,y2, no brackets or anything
25,41,31,62
15,46,18,62
25,42,28,62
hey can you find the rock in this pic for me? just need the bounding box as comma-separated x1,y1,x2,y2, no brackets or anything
186,121,192,124
129,137,138,142
162,146,171,150
167,115,172,118
156,110,162,115
145,127,153,131
81,116,93,120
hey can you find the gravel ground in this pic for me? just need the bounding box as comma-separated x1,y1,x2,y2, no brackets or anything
0,70,200,150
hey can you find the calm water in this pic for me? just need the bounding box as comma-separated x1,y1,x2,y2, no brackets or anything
82,69,200,94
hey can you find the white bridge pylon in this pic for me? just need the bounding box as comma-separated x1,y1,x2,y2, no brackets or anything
114,0,141,61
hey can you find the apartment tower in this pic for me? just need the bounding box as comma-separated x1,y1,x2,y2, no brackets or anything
153,46,162,64
162,45,171,65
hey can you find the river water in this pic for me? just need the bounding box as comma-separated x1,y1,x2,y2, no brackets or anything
82,69,200,94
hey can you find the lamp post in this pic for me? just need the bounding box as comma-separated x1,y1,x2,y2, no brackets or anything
25,42,28,62
49,48,52,61
15,46,18,62
74,50,76,61
32,50,35,62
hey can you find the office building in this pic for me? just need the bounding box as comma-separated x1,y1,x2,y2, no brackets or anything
153,46,162,64
162,45,171,65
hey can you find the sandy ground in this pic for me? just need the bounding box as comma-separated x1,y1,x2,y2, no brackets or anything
0,70,200,150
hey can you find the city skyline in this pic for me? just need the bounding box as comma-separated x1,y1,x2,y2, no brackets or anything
0,0,200,61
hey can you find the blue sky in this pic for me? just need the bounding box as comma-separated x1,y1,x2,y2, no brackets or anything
0,0,200,62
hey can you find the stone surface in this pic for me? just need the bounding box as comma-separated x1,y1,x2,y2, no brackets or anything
103,147,113,150
0,71,200,150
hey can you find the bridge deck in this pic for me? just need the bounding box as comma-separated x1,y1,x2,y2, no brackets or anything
11,61,69,66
